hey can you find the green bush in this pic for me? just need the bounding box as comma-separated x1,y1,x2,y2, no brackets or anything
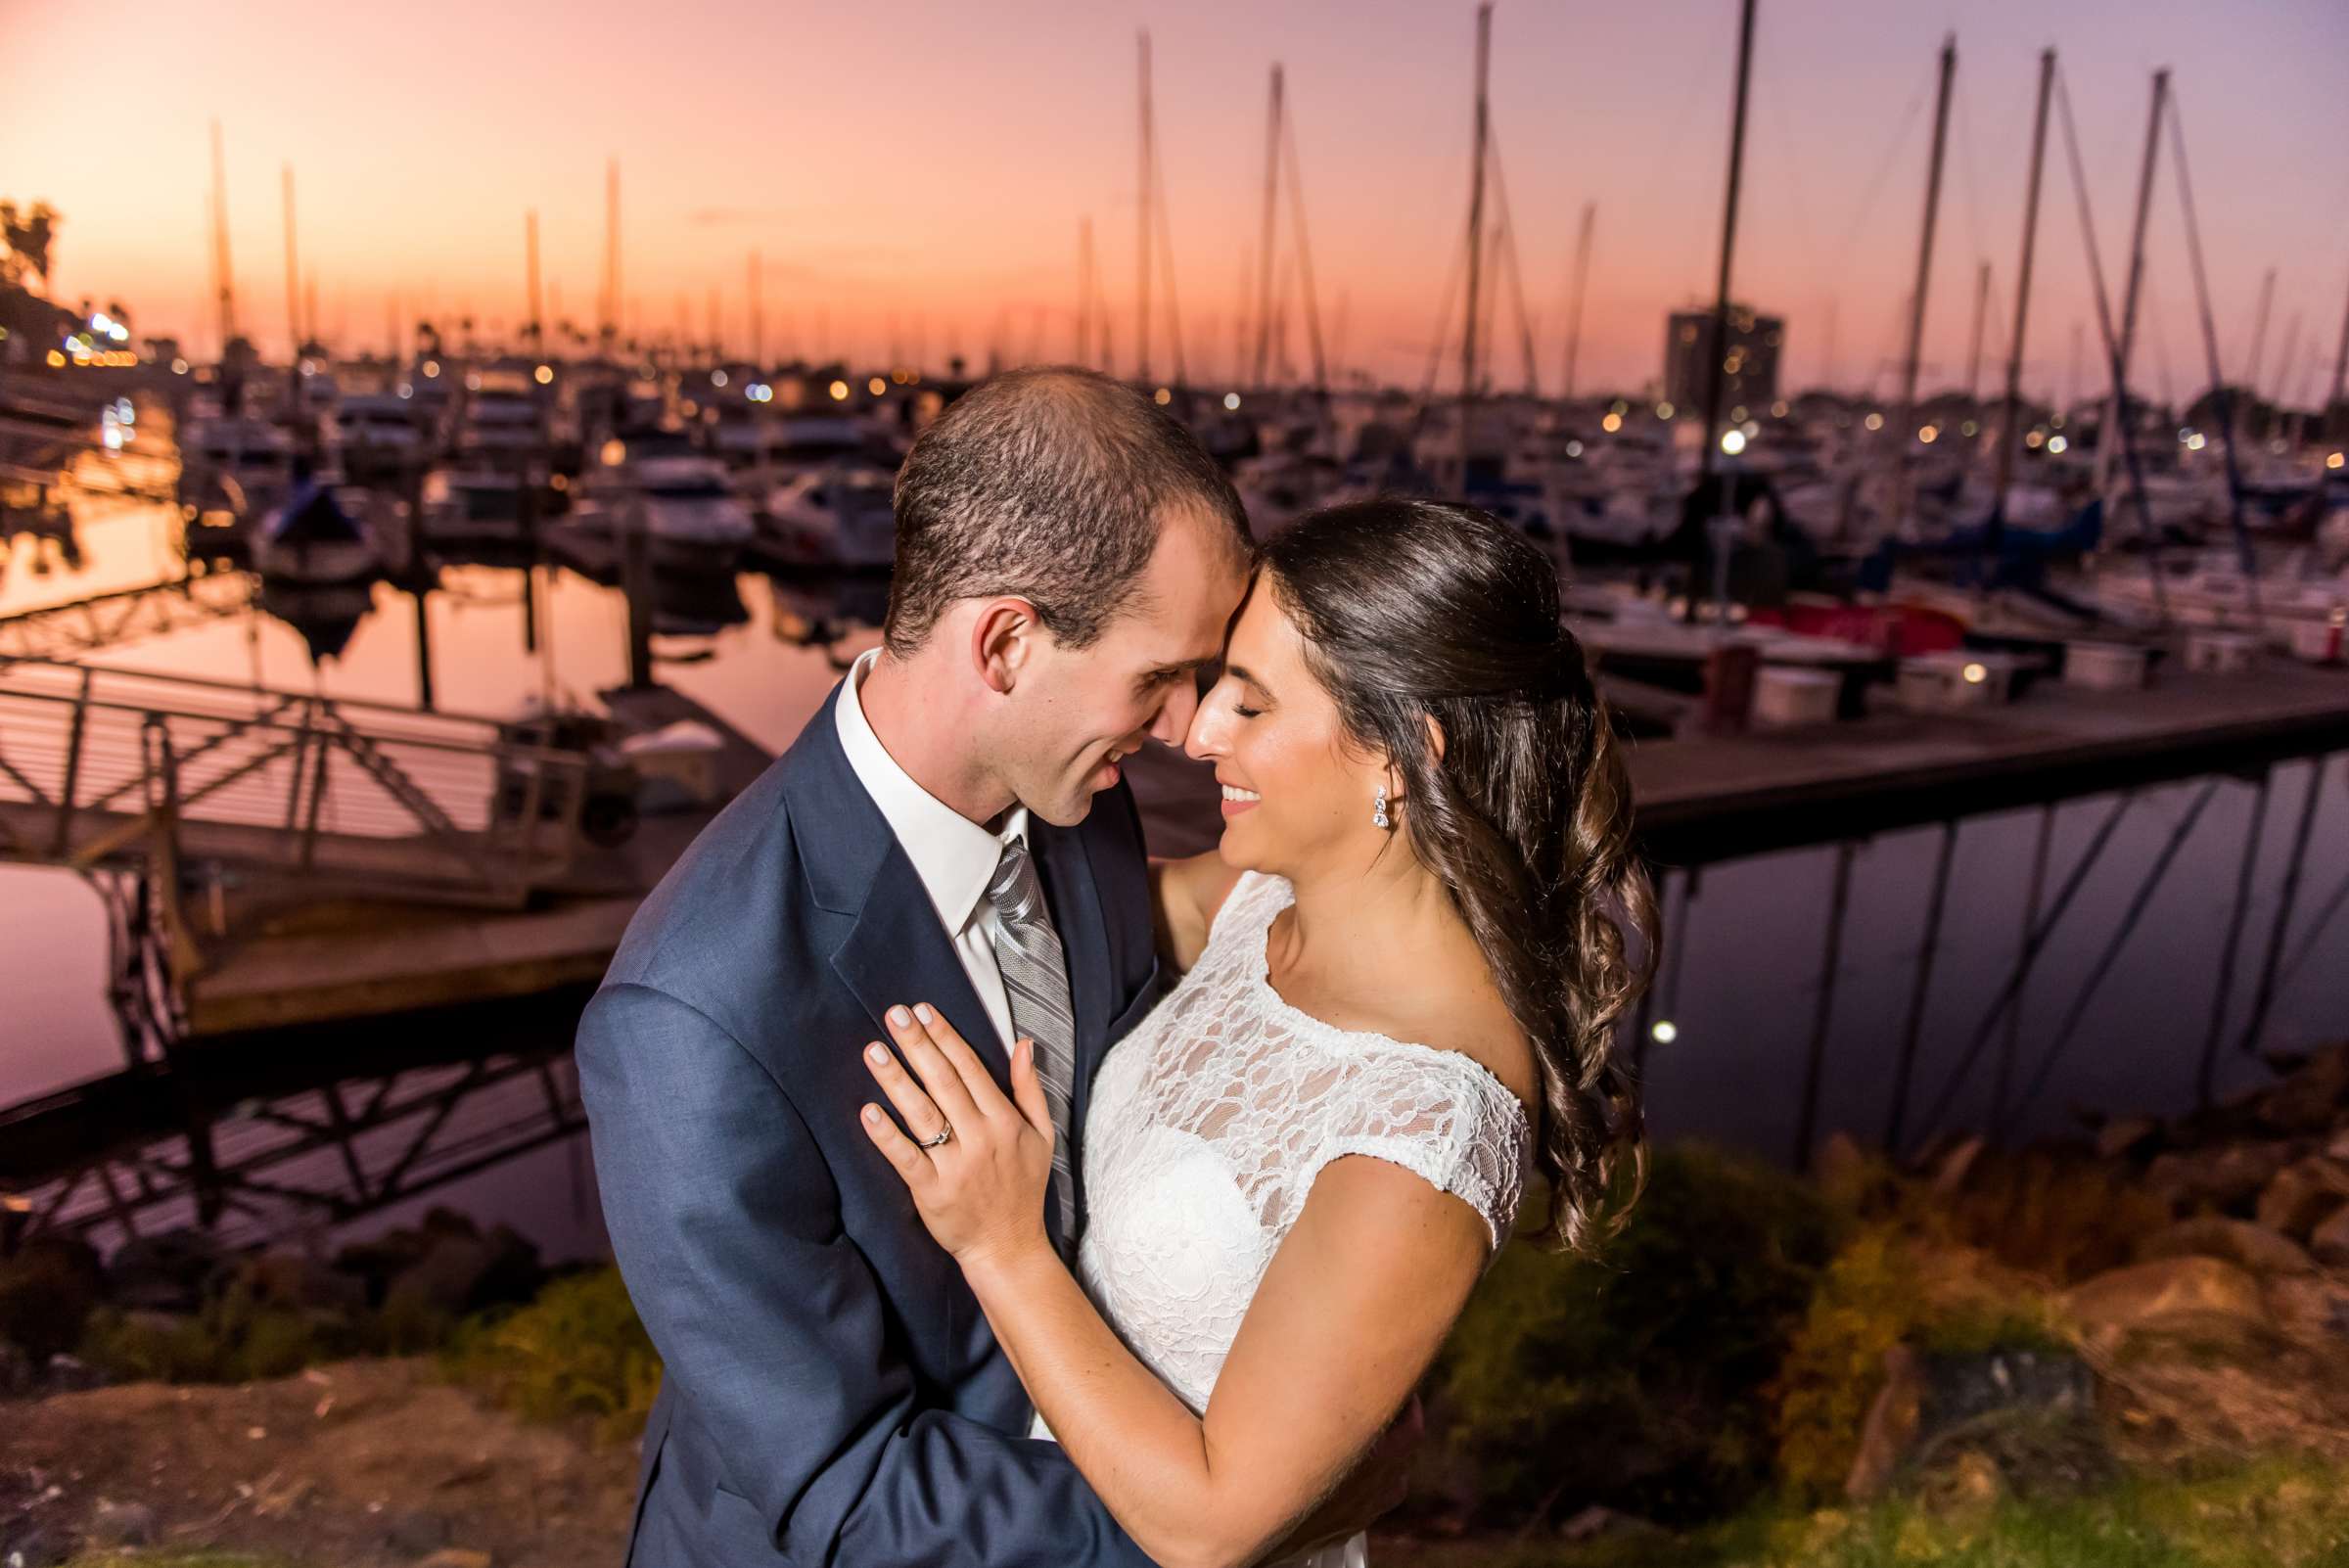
78,1278,353,1384
443,1266,662,1440
1427,1143,1842,1527
1768,1224,2067,1504
0,1238,104,1360
1910,1150,2174,1286
1403,1454,2349,1568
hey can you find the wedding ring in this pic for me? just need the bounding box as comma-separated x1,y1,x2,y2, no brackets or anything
917,1124,954,1150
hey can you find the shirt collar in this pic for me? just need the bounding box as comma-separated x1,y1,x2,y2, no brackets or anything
834,647,1028,935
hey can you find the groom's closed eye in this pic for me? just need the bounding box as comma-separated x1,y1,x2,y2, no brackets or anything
1139,662,1205,695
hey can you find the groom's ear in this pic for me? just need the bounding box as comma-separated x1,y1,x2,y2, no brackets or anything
969,596,1042,695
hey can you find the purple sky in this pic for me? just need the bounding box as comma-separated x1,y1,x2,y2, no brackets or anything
7,0,2348,397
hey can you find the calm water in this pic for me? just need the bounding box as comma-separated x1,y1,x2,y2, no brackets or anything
3,486,2344,1262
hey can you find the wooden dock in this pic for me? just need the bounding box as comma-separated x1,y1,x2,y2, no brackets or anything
1633,662,2349,863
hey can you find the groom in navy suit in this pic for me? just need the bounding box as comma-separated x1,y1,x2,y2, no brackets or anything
576,369,1253,1567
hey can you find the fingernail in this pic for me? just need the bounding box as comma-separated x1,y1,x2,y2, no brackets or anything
862,1105,881,1124
913,1002,936,1024
888,1005,912,1027
866,1042,888,1064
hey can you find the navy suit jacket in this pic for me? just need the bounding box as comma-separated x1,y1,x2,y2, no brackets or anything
576,683,1164,1568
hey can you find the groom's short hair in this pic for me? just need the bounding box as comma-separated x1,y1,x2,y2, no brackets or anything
884,367,1250,655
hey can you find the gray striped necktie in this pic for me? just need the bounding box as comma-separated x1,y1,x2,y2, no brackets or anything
985,836,1079,1250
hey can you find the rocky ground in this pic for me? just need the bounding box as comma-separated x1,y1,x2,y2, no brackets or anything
10,1042,2349,1566
2,1359,633,1568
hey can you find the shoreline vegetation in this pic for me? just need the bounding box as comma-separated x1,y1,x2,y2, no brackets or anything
7,1039,2349,1565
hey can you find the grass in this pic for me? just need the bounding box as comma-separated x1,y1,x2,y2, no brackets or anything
441,1265,662,1440
1386,1454,2349,1568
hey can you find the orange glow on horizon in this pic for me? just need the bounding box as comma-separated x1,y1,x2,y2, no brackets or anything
6,1,2340,400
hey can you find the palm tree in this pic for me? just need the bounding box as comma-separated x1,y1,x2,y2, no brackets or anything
0,200,59,292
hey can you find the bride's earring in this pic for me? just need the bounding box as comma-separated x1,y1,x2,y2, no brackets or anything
1372,784,1391,830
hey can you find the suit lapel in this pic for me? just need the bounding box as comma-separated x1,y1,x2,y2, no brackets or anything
827,841,999,1074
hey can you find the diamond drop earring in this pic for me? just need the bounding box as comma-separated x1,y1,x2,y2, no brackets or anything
1372,784,1391,830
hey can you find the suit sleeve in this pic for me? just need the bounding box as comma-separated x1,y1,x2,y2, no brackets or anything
576,981,1160,1568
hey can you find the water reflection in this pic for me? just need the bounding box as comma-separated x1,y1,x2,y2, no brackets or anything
1,992,596,1261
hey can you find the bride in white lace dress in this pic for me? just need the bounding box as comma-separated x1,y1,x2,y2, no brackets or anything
857,499,1653,1568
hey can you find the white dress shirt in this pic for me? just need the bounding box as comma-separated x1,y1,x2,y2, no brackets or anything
834,647,1032,1051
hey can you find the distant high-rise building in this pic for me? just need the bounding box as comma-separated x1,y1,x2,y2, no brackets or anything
1665,304,1783,419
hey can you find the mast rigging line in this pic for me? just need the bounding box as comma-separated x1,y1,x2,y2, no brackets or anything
1280,97,1331,393
1952,68,1993,273
1908,790,2137,1153
2001,777,2224,1131
1756,58,1823,280
2050,65,2170,613
1829,71,1934,269
1481,129,1543,398
2163,90,2264,594
1413,224,1471,415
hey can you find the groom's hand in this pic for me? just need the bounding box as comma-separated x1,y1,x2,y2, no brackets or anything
1269,1395,1424,1560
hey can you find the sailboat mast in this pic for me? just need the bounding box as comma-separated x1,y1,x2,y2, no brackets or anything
281,164,301,359
1077,217,1095,368
1965,260,1990,401
611,157,629,349
2270,312,2305,439
1137,30,1155,383
1988,48,2056,546
2243,266,2278,398
1460,3,1492,403
2329,260,2349,437
210,120,238,353
2096,69,2169,494
1253,65,1285,391
1280,101,1330,393
1889,34,1958,535
1561,202,1594,401
749,250,763,368
526,211,543,355
1692,0,1758,497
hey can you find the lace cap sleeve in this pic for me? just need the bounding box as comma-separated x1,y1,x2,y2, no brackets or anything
1294,1050,1529,1252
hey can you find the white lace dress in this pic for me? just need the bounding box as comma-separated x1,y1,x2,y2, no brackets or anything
1043,870,1531,1568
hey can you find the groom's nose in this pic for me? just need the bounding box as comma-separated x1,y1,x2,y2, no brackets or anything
1149,678,1200,746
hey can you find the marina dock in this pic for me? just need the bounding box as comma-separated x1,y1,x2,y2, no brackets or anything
7,643,2342,1048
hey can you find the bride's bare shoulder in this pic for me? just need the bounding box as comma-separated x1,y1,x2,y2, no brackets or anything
1364,964,1540,1112
1148,853,1247,974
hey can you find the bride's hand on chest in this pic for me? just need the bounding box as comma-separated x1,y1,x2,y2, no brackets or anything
857,1002,1055,1268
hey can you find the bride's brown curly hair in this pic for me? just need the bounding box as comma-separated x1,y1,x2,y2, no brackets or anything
1256,497,1655,1254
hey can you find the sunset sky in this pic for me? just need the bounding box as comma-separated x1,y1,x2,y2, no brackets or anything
8,0,2346,401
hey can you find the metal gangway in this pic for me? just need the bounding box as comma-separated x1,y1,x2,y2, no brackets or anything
0,658,591,908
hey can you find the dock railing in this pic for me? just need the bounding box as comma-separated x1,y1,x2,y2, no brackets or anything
0,659,590,906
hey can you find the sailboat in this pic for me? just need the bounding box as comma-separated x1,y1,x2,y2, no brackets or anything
252,469,388,586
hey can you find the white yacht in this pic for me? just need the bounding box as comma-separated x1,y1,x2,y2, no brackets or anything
574,453,757,561
760,461,898,569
